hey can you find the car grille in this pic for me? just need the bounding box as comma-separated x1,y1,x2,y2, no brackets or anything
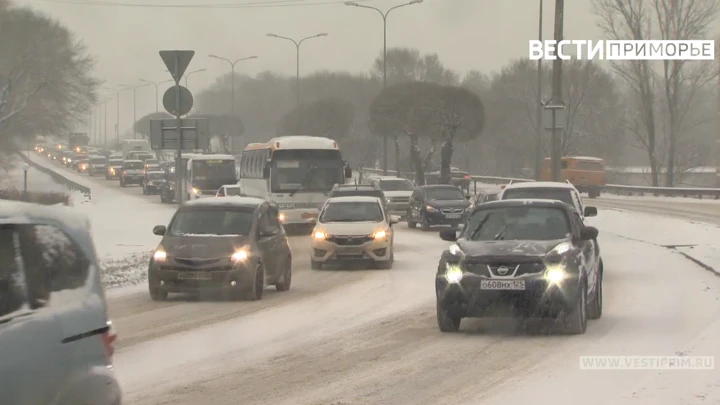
328,235,373,245
440,207,464,214
464,260,545,277
161,265,233,272
174,257,222,266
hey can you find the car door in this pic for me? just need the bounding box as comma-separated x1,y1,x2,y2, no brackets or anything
256,206,280,278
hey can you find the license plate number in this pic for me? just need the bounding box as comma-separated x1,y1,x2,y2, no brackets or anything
178,272,212,280
480,280,525,290
445,214,462,219
337,247,363,254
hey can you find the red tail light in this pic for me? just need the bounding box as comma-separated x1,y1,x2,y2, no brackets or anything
101,322,117,362
464,174,471,179
122,171,127,175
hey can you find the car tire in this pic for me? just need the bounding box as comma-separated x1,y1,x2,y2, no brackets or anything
275,256,292,292
587,264,603,320
564,282,588,335
436,300,461,332
245,263,265,301
310,259,322,270
420,213,430,231
149,288,168,301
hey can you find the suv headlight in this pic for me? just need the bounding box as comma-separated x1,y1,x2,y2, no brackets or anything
445,263,463,283
425,205,437,212
231,248,249,262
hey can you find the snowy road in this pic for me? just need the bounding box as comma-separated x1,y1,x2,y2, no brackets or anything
27,153,720,404
590,196,720,225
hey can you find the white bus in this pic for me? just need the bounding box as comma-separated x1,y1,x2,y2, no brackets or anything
238,136,352,230
121,139,151,159
183,154,237,200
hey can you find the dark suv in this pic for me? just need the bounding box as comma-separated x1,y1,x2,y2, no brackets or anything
435,199,602,335
407,185,471,230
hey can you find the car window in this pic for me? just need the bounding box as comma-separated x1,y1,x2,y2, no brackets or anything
217,188,225,196
319,201,384,223
91,157,106,164
124,161,144,170
226,187,242,196
168,207,255,236
425,187,465,201
503,188,574,206
464,206,570,241
109,159,123,166
259,209,281,235
378,179,414,191
0,226,26,317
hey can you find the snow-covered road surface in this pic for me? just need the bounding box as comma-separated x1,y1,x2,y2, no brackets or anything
28,152,720,404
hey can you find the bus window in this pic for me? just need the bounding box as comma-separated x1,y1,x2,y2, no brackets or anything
574,160,604,171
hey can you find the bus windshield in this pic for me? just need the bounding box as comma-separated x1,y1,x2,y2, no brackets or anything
270,149,343,193
192,159,236,191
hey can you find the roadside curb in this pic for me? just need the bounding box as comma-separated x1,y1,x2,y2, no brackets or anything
18,152,92,202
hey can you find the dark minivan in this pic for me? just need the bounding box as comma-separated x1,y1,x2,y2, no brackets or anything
407,185,472,230
148,197,292,301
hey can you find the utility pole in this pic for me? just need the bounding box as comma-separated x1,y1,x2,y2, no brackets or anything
549,0,564,182
267,33,327,108
534,0,544,180
104,100,108,148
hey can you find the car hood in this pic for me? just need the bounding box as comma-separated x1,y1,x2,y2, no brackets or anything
457,238,566,260
383,191,412,198
427,199,468,209
317,221,385,236
162,235,249,259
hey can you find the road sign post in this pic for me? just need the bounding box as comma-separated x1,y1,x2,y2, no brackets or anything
149,119,209,150
159,50,195,204
543,102,565,182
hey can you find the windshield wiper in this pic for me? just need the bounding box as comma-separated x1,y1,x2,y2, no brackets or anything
493,224,508,240
289,165,316,197
469,213,492,240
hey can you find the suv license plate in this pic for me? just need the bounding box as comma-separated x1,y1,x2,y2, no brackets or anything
445,214,462,219
178,272,212,280
480,280,525,290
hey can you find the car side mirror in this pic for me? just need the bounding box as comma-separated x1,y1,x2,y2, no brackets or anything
262,165,270,179
152,225,166,236
439,230,458,242
583,206,598,217
344,166,352,178
580,226,598,240
465,194,471,200
389,215,400,225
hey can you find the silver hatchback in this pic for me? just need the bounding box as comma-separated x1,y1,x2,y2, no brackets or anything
0,201,121,405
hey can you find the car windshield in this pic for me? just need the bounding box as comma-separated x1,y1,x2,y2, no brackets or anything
503,188,574,206
74,154,86,160
425,187,465,200
225,187,242,196
146,159,159,165
320,201,384,223
147,172,165,180
109,160,123,166
378,179,414,191
270,149,344,193
91,157,106,164
331,189,383,199
124,162,144,170
167,207,255,236
464,206,570,241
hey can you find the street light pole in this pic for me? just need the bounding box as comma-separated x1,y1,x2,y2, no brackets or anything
550,0,564,182
267,33,328,108
104,99,108,148
534,0,544,180
139,78,173,113
184,68,206,89
209,55,258,116
345,0,423,175
120,83,149,139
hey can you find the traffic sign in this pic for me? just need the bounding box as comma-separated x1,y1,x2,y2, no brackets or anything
162,85,193,116
160,50,195,83
149,118,209,151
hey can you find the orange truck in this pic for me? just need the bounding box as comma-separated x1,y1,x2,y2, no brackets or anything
540,156,605,198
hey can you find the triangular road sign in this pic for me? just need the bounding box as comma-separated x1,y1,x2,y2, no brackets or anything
159,50,195,83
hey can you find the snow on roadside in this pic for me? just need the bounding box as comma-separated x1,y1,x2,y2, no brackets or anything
588,209,720,275
599,193,720,205
25,152,176,288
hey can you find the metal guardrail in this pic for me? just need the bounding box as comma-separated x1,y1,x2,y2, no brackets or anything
18,152,92,202
356,167,720,200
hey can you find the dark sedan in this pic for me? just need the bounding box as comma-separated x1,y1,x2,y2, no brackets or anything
407,185,471,230
435,199,602,335
148,197,292,301
142,171,167,195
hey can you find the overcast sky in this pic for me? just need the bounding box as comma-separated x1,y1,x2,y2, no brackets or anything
17,0,602,137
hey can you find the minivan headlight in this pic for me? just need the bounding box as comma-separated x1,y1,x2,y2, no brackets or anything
153,249,167,261
231,248,249,262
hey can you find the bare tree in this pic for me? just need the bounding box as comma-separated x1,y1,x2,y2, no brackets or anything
276,97,354,140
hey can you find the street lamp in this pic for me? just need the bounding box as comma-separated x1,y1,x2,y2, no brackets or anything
345,0,423,175
139,78,174,112
184,68,206,89
120,83,150,139
102,87,120,145
208,54,258,116
266,32,328,107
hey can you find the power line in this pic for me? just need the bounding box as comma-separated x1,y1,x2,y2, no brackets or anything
32,0,372,8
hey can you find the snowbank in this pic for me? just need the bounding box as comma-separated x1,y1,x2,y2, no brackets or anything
588,210,720,275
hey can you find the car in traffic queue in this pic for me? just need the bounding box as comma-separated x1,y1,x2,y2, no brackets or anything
71,153,87,170
0,200,122,405
498,181,597,221
471,191,499,208
328,183,387,211
144,158,160,171
310,196,399,270
76,158,90,173
216,184,243,197
147,197,292,301
118,160,145,187
159,170,177,204
106,158,124,180
61,150,75,166
407,185,472,231
435,199,602,335
142,170,167,195
367,176,414,219
87,155,108,176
